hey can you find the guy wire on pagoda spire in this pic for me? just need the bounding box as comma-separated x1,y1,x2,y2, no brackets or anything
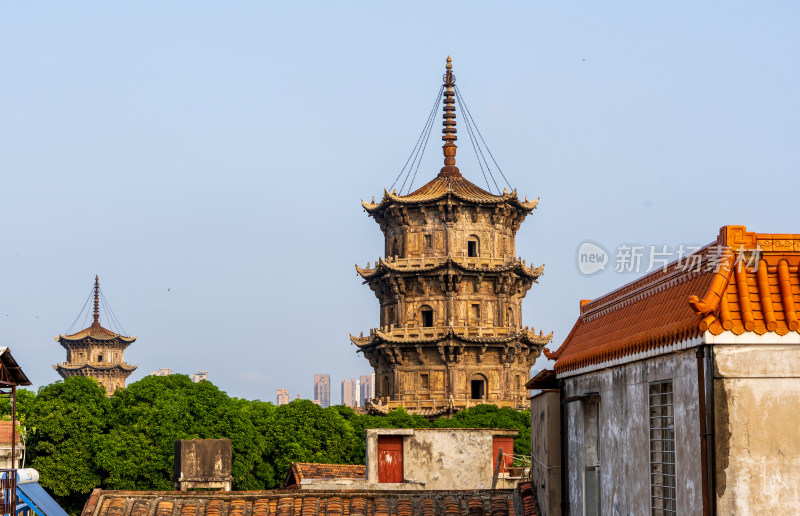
388,56,515,194
439,56,460,177
93,274,100,326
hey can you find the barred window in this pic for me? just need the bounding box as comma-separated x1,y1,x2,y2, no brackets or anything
650,381,676,515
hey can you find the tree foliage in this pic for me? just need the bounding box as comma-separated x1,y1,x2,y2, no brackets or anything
25,377,110,514
6,378,532,514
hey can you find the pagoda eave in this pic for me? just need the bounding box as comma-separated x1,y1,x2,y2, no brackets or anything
363,188,539,216
351,327,552,348
56,334,137,344
356,257,545,281
55,363,138,373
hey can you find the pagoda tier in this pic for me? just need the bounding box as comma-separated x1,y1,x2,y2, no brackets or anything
352,326,551,417
53,276,138,396
352,58,551,417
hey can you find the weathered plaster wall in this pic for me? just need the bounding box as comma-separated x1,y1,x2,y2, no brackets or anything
364,428,517,490
712,344,800,514
562,349,702,516
530,390,561,516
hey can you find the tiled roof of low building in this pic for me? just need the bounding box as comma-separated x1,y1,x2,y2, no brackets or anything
546,226,800,375
525,369,557,391
0,347,31,386
283,463,365,488
81,484,539,516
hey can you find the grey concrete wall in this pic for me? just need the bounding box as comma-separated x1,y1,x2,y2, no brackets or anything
712,343,800,514
531,390,561,516
364,428,518,490
562,349,702,516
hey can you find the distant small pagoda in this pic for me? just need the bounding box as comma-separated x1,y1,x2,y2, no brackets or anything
53,276,137,395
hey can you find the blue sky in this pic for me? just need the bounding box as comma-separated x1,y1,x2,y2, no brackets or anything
2,2,798,401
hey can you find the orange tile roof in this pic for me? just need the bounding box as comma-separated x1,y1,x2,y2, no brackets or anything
81,484,539,516
362,174,539,213
57,322,136,343
546,226,800,375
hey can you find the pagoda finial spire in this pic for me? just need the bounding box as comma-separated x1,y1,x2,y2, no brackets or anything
93,275,100,326
439,56,460,177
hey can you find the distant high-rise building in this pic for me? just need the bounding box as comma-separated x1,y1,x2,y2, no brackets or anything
341,378,359,407
190,371,208,383
151,367,173,377
314,374,331,408
359,374,374,407
276,389,290,405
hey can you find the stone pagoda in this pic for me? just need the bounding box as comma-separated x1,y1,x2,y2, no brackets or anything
352,58,552,417
53,276,137,395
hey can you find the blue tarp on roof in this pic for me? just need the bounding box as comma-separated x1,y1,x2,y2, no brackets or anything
16,483,68,516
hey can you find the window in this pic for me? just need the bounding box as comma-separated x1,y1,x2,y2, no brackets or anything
506,307,515,327
470,374,487,400
97,353,103,362
650,381,676,515
386,306,395,325
420,373,429,389
467,235,479,257
471,303,480,321
421,307,434,327
424,234,432,248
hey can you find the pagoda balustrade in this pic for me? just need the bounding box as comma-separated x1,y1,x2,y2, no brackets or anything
369,325,535,339
360,255,537,272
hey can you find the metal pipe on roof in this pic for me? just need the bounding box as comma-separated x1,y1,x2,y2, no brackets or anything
696,346,711,516
559,380,569,516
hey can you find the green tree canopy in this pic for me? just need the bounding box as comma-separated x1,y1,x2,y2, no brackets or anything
15,376,533,513
26,377,110,515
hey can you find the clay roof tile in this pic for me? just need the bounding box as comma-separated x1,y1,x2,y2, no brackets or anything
550,226,800,375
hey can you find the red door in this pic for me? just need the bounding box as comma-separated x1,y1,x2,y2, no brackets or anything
492,437,514,474
377,436,403,483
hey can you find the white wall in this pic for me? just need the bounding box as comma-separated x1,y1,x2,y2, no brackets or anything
561,349,703,515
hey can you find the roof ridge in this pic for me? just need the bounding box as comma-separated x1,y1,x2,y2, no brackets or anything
580,242,715,316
